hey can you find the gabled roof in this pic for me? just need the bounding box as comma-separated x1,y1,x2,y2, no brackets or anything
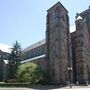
23,39,45,52
80,8,90,15
47,2,68,13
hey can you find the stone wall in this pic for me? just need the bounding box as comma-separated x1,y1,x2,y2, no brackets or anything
71,32,77,83
75,17,90,84
31,57,47,70
46,2,70,84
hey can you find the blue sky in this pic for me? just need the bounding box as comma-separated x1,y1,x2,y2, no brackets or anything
0,0,90,48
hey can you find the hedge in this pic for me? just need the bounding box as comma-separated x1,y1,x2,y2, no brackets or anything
0,83,29,87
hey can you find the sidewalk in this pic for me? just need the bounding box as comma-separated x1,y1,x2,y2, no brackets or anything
0,85,90,90
57,85,90,90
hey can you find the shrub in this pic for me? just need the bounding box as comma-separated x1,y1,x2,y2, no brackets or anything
0,83,29,87
5,79,18,83
17,62,44,85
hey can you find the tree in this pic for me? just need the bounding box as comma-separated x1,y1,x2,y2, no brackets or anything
0,50,3,81
7,41,23,80
17,62,44,85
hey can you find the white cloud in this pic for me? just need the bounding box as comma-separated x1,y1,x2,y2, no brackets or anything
0,43,12,53
70,25,76,33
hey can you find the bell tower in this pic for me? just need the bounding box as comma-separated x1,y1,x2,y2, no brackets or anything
75,15,90,84
46,2,71,84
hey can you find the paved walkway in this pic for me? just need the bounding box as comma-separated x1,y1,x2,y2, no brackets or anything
0,85,90,90
0,88,32,90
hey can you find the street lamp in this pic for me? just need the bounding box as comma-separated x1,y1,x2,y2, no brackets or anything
68,67,72,88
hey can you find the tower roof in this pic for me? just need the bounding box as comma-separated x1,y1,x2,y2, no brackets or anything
47,2,68,13
79,6,90,17
76,15,83,21
23,39,45,52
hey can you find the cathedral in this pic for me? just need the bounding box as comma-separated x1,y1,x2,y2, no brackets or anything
21,2,90,84
1,2,90,84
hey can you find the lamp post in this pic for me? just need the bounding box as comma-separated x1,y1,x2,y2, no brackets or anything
68,67,72,88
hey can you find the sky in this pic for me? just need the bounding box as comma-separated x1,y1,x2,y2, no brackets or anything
0,0,90,48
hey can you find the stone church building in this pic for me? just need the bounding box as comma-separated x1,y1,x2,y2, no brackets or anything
1,2,90,84
22,2,90,84
21,2,90,84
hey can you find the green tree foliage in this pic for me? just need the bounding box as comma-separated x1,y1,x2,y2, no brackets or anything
17,62,44,85
0,50,4,81
7,41,23,80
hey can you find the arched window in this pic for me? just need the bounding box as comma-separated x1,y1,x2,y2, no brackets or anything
51,46,56,63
